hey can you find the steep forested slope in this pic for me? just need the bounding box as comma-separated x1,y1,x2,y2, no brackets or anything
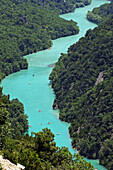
49,15,113,169
0,0,80,81
87,1,113,24
0,87,28,145
37,0,91,14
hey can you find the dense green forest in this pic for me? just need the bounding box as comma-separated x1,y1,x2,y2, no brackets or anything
0,0,84,82
36,0,91,14
49,10,113,170
87,1,113,24
0,86,93,169
0,87,29,144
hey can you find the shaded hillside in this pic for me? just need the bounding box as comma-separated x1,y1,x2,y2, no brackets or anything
49,15,113,169
87,1,113,24
0,0,80,81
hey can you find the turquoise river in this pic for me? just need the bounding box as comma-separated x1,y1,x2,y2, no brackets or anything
0,0,110,169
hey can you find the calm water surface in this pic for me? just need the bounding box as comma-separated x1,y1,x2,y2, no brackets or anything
0,0,110,169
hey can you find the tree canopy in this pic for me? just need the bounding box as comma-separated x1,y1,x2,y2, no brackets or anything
0,87,28,146
2,128,93,169
87,1,113,24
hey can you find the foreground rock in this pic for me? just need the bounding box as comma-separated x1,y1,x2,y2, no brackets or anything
0,155,25,170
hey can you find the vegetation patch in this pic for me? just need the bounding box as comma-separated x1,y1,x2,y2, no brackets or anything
87,1,113,24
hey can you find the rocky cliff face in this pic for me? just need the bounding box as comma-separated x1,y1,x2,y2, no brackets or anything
95,71,103,86
0,155,21,170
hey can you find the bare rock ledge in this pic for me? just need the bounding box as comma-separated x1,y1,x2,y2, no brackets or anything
0,155,25,170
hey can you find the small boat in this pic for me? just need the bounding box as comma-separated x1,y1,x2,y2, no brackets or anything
48,63,55,67
57,133,59,135
39,110,41,112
